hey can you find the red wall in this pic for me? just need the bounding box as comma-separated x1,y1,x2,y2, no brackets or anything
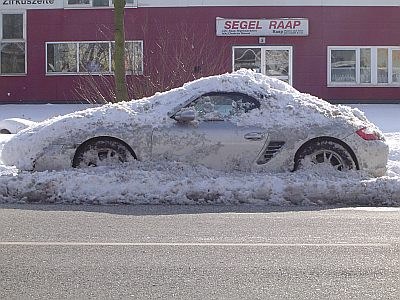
1,6,400,103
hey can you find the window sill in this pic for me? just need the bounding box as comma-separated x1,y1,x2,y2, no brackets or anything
0,73,27,76
45,72,143,76
328,83,400,88
64,5,137,9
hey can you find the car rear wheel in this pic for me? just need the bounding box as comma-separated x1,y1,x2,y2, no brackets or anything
294,139,356,171
72,137,136,168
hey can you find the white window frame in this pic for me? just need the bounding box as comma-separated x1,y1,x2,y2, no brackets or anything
0,11,27,76
232,45,293,85
64,0,137,9
45,40,144,76
328,46,400,87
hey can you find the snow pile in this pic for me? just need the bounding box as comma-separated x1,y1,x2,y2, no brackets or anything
386,133,400,177
0,70,398,206
2,69,379,171
0,135,17,176
0,160,399,206
0,132,399,206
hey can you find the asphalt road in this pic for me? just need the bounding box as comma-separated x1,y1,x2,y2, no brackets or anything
0,204,399,299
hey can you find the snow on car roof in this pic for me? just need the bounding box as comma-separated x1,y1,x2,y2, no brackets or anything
120,69,374,130
15,69,374,133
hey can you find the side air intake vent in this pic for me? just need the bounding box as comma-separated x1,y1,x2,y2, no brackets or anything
257,141,285,164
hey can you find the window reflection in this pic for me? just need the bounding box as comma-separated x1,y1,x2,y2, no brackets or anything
47,43,77,73
377,48,388,84
234,48,261,72
1,13,25,74
331,50,356,83
111,41,143,75
360,48,371,84
2,14,23,39
265,50,289,77
45,41,143,75
392,50,400,83
79,43,109,73
67,0,90,4
1,42,25,74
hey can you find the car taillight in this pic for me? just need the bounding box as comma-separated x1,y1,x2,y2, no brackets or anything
356,127,382,141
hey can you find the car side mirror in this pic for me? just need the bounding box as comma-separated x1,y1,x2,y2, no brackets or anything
173,110,196,122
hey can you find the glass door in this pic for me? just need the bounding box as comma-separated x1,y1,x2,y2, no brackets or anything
233,48,262,73
264,48,292,84
233,46,293,85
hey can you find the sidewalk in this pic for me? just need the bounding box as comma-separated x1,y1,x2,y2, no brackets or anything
348,104,400,132
0,104,94,122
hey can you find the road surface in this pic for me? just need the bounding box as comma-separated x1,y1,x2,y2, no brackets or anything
0,204,399,299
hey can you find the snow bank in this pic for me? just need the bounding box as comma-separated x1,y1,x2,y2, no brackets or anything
0,159,399,206
1,131,400,206
0,70,398,206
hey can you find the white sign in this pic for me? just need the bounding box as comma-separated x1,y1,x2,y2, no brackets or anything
1,0,63,10
216,17,309,36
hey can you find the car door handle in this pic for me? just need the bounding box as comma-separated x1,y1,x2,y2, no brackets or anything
244,132,265,141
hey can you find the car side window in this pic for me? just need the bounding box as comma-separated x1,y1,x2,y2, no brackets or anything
187,92,260,121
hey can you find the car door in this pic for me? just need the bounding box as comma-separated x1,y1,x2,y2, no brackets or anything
151,92,269,171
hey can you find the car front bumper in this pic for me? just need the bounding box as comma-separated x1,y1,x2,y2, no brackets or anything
33,144,76,171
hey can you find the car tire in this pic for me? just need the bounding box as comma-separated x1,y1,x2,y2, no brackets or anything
294,139,356,171
72,137,136,168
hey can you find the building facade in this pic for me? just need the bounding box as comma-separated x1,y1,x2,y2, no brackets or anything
1,0,400,103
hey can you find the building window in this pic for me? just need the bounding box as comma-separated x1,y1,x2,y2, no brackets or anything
79,42,110,73
360,48,371,84
111,41,143,75
67,0,90,5
377,48,388,84
0,12,26,75
392,50,400,83
330,49,356,83
328,46,400,86
47,43,77,73
233,46,293,85
65,0,137,8
46,41,143,75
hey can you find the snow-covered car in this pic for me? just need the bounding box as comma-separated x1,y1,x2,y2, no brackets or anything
0,118,36,134
1,70,389,176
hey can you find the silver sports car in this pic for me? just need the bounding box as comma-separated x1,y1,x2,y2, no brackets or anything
1,70,389,176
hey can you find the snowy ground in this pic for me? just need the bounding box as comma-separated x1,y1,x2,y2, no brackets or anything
0,103,400,206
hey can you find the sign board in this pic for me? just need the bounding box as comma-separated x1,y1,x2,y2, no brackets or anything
216,17,309,36
1,0,63,9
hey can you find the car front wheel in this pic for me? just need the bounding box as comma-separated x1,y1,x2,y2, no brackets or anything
294,139,356,172
72,137,136,168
